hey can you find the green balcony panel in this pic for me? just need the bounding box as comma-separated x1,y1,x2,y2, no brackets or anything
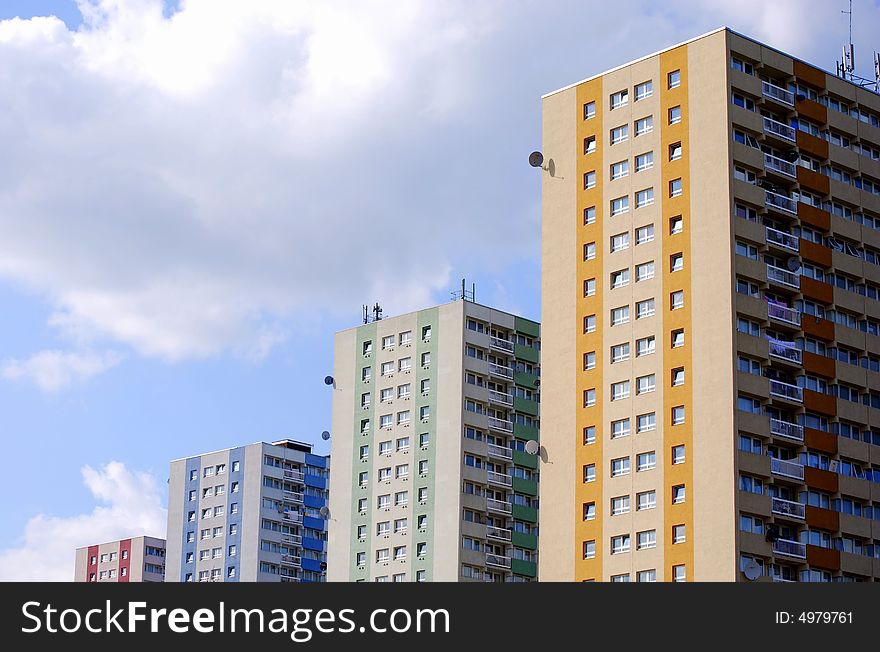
513,450,538,469
513,422,539,441
514,317,540,339
514,371,540,389
511,531,538,550
514,396,539,416
512,504,538,523
512,477,538,496
514,343,539,364
510,559,537,578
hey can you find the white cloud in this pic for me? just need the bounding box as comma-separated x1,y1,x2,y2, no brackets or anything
0,462,166,581
2,349,124,391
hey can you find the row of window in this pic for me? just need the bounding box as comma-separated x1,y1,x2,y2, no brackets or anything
583,70,681,118
362,328,430,357
357,461,429,485
188,462,232,482
357,488,430,512
583,447,686,482
583,530,687,556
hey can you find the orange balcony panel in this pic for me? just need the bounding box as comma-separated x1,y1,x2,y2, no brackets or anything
802,351,835,378
795,98,827,125
804,427,838,454
806,545,840,571
799,239,832,268
804,467,839,494
803,389,836,416
794,61,826,89
800,277,834,305
796,131,829,159
801,314,834,341
796,167,830,195
806,506,839,532
797,203,831,231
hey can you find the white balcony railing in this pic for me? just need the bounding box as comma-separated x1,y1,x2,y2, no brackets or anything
488,417,513,433
489,336,514,353
762,81,795,106
282,510,304,523
769,379,803,403
281,534,303,546
771,497,806,519
763,116,796,142
283,469,305,483
765,226,799,252
487,363,514,380
770,418,804,442
767,264,800,289
488,389,514,407
771,457,805,481
280,554,302,567
487,498,512,515
280,576,301,583
773,538,807,559
487,443,513,460
765,190,798,214
487,470,512,487
768,338,802,365
767,303,801,327
486,525,512,542
485,553,512,569
764,153,797,177
283,490,305,504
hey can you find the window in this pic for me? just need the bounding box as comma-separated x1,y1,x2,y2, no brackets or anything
398,383,411,398
611,232,630,252
739,435,761,455
733,166,756,184
610,574,630,583
738,356,760,375
611,380,630,401
395,491,408,506
584,278,596,296
611,457,630,477
740,514,763,534
637,530,657,550
610,269,630,289
611,495,630,515
584,171,596,189
584,388,596,407
420,352,430,367
670,290,684,310
636,336,655,357
584,314,597,333
635,80,653,100
735,241,758,260
668,70,680,88
610,125,629,144
672,524,686,544
583,426,596,445
611,342,630,363
669,178,683,197
419,406,429,420
611,418,630,439
584,206,596,224
731,56,754,74
418,460,428,475
379,414,392,429
671,406,685,425
636,412,656,433
376,549,390,563
736,317,759,336
635,151,653,171
583,464,596,483
398,357,411,372
669,142,682,160
634,116,653,136
671,329,684,348
583,502,597,521
584,242,596,260
672,485,686,504
397,410,411,425
396,437,410,451
611,534,631,554
636,261,654,282
382,335,395,350
635,224,654,244
731,93,755,111
380,387,393,402
672,445,685,464
584,101,596,119
610,196,630,216
584,351,596,370
672,565,686,582
611,306,630,326
637,451,656,471
583,540,596,559
637,570,657,582
378,494,391,509
637,490,656,511
671,367,685,387
611,160,629,179
669,106,681,124
610,90,628,110
393,546,407,560
736,278,759,297
636,188,654,208
636,298,655,319
376,468,389,483
422,325,431,341
738,394,761,414
636,374,655,395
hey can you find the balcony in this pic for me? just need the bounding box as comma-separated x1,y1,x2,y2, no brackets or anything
767,303,801,327
488,389,514,407
487,498,512,515
765,190,798,215
280,554,302,567
485,553,512,569
488,363,514,380
772,538,807,559
771,457,805,481
280,576,301,583
489,336,514,353
766,264,800,290
486,525,512,542
281,534,303,546
487,470,512,487
282,510,304,524
771,497,806,519
487,443,513,460
765,226,799,252
764,153,797,178
283,490,305,504
763,116,796,142
769,379,803,403
769,418,804,442
768,338,802,365
283,469,305,483
762,80,795,106
488,417,513,433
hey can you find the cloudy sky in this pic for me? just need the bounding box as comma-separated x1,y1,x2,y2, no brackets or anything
1,0,877,580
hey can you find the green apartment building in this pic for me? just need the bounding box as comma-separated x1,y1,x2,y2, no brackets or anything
327,298,541,581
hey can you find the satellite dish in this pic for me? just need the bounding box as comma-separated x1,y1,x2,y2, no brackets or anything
528,151,544,168
321,431,331,441
324,376,335,386
743,559,762,581
319,506,330,518
795,93,806,102
524,440,540,455
784,150,799,163
785,256,801,272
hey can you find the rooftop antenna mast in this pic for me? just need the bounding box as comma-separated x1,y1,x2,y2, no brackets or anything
835,1,879,92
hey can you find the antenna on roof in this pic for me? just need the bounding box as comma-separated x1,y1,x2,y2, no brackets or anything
835,0,879,92
451,278,475,302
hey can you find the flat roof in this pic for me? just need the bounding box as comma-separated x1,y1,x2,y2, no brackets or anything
169,439,323,463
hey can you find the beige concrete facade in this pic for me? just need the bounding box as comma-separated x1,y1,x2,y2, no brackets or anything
74,536,166,582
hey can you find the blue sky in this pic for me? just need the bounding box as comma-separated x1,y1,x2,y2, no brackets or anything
0,0,877,579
